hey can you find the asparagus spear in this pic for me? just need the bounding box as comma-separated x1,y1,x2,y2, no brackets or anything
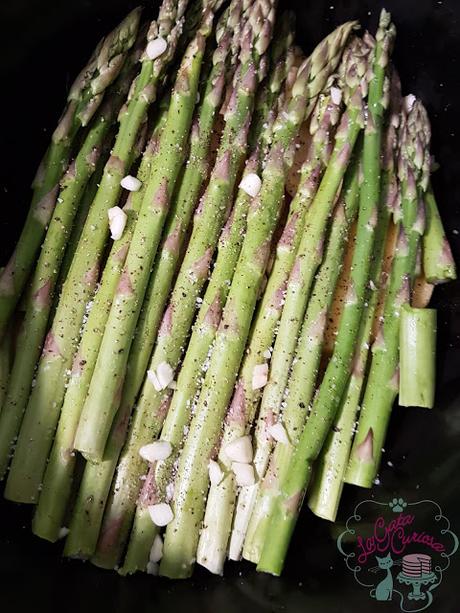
110,0,242,466
90,0,270,571
73,3,222,462
345,96,431,488
229,75,350,564
423,184,456,283
243,152,361,563
31,101,169,542
122,37,297,576
4,0,189,504
200,83,345,573
257,13,396,575
57,138,112,288
0,9,142,339
64,7,240,563
0,44,142,480
64,1,244,563
158,20,364,579
309,76,401,521
399,305,436,408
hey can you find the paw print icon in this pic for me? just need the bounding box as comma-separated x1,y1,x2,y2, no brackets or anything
389,497,407,513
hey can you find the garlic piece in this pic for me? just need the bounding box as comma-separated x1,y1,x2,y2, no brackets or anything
330,86,342,106
120,174,142,192
252,363,268,390
149,534,164,562
108,206,127,240
225,435,253,463
268,422,289,445
232,462,255,486
146,37,167,61
239,173,262,198
156,361,174,390
139,440,172,462
148,502,174,526
208,459,224,485
146,561,159,575
147,369,162,391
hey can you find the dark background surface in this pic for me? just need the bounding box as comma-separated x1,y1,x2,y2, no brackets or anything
0,0,459,611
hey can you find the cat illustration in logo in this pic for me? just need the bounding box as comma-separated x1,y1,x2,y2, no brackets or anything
369,553,401,601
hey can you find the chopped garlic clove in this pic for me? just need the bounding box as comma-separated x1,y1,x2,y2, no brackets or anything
239,173,262,198
208,459,224,485
148,502,174,526
268,422,289,445
146,37,167,61
225,435,253,463
108,206,127,240
58,527,69,540
330,86,342,106
120,175,142,192
147,369,162,391
146,561,159,575
139,440,172,462
252,363,268,390
232,462,255,486
149,534,164,562
156,361,174,389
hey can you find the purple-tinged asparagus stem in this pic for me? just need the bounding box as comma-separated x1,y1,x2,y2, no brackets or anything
346,95,431,488
64,0,243,562
0,8,141,339
0,42,142,480
423,184,456,283
310,73,402,521
122,32,297,576
88,0,266,571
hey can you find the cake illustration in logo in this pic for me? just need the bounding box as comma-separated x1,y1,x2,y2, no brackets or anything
397,554,437,601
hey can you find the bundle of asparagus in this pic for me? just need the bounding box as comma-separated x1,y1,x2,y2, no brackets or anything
0,0,455,580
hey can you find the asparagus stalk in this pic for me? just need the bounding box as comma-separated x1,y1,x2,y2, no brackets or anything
73,3,221,462
345,96,431,488
4,0,189,504
0,9,142,338
0,321,13,412
233,34,371,565
423,184,456,283
399,305,436,408
31,103,169,542
63,6,240,563
243,153,361,563
90,0,270,570
229,72,353,564
200,83,345,573
309,76,402,521
256,14,397,575
122,37,297,576
57,138,112,288
159,20,362,579
112,0,242,464
0,45,142,480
